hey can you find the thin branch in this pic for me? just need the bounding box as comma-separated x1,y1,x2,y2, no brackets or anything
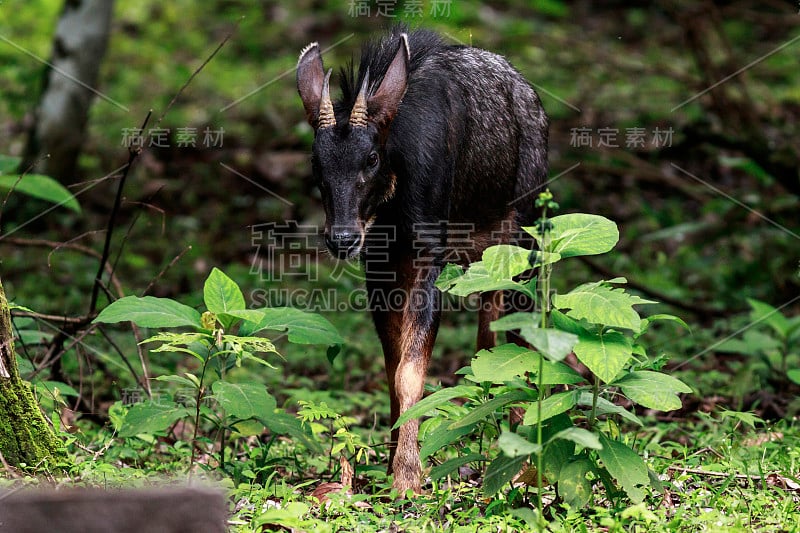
71,431,116,461
152,20,241,129
88,112,149,316
142,245,192,296
0,236,124,298
1,236,101,261
96,326,148,397
11,311,87,325
124,199,167,235
106,185,168,301
667,465,767,482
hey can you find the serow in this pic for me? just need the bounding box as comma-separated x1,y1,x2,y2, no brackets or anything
296,26,548,494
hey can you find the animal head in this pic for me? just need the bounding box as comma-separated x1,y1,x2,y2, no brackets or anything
297,34,409,259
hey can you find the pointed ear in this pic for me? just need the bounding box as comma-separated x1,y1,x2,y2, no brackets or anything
369,33,410,126
296,42,325,126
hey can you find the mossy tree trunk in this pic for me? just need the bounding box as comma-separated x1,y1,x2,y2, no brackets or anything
0,276,67,469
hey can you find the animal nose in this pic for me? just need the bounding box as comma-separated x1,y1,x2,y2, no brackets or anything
325,230,361,259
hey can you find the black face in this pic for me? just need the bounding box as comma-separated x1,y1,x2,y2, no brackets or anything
297,35,409,259
312,125,394,259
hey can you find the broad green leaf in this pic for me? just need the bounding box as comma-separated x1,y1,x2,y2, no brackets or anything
204,268,245,327
212,381,276,420
788,369,800,386
35,381,80,398
509,508,540,529
573,330,632,384
142,333,209,362
553,280,655,332
394,384,481,428
0,155,21,173
717,409,764,429
558,458,593,508
154,374,199,389
536,361,585,385
254,501,310,529
788,316,800,342
541,414,576,482
119,403,192,437
550,308,590,336
16,358,34,376
434,263,466,291
437,261,534,299
420,418,477,459
747,298,789,339
482,245,533,280
639,313,691,334
577,392,643,426
484,454,527,497
259,410,321,453
222,309,267,325
529,250,562,267
538,214,618,257
717,330,780,355
94,296,202,329
230,418,267,437
523,390,577,426
143,331,208,344
429,453,487,481
246,307,342,345
471,343,538,382
597,434,649,503
520,327,578,362
449,389,533,429
614,371,692,411
0,174,81,212
489,312,540,332
17,329,53,345
549,427,602,450
498,431,541,457
220,334,277,355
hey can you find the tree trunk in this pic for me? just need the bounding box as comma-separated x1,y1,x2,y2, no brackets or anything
21,0,115,183
0,276,66,469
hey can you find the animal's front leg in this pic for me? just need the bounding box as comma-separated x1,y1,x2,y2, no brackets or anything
369,257,441,494
392,301,438,493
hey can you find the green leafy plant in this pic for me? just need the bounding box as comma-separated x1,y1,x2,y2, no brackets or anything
298,400,373,471
94,267,342,472
399,192,690,522
0,155,81,213
716,298,800,389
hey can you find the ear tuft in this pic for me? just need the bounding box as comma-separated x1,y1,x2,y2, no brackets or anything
298,42,320,66
399,33,410,61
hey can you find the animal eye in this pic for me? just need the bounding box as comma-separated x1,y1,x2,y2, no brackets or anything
367,151,379,168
